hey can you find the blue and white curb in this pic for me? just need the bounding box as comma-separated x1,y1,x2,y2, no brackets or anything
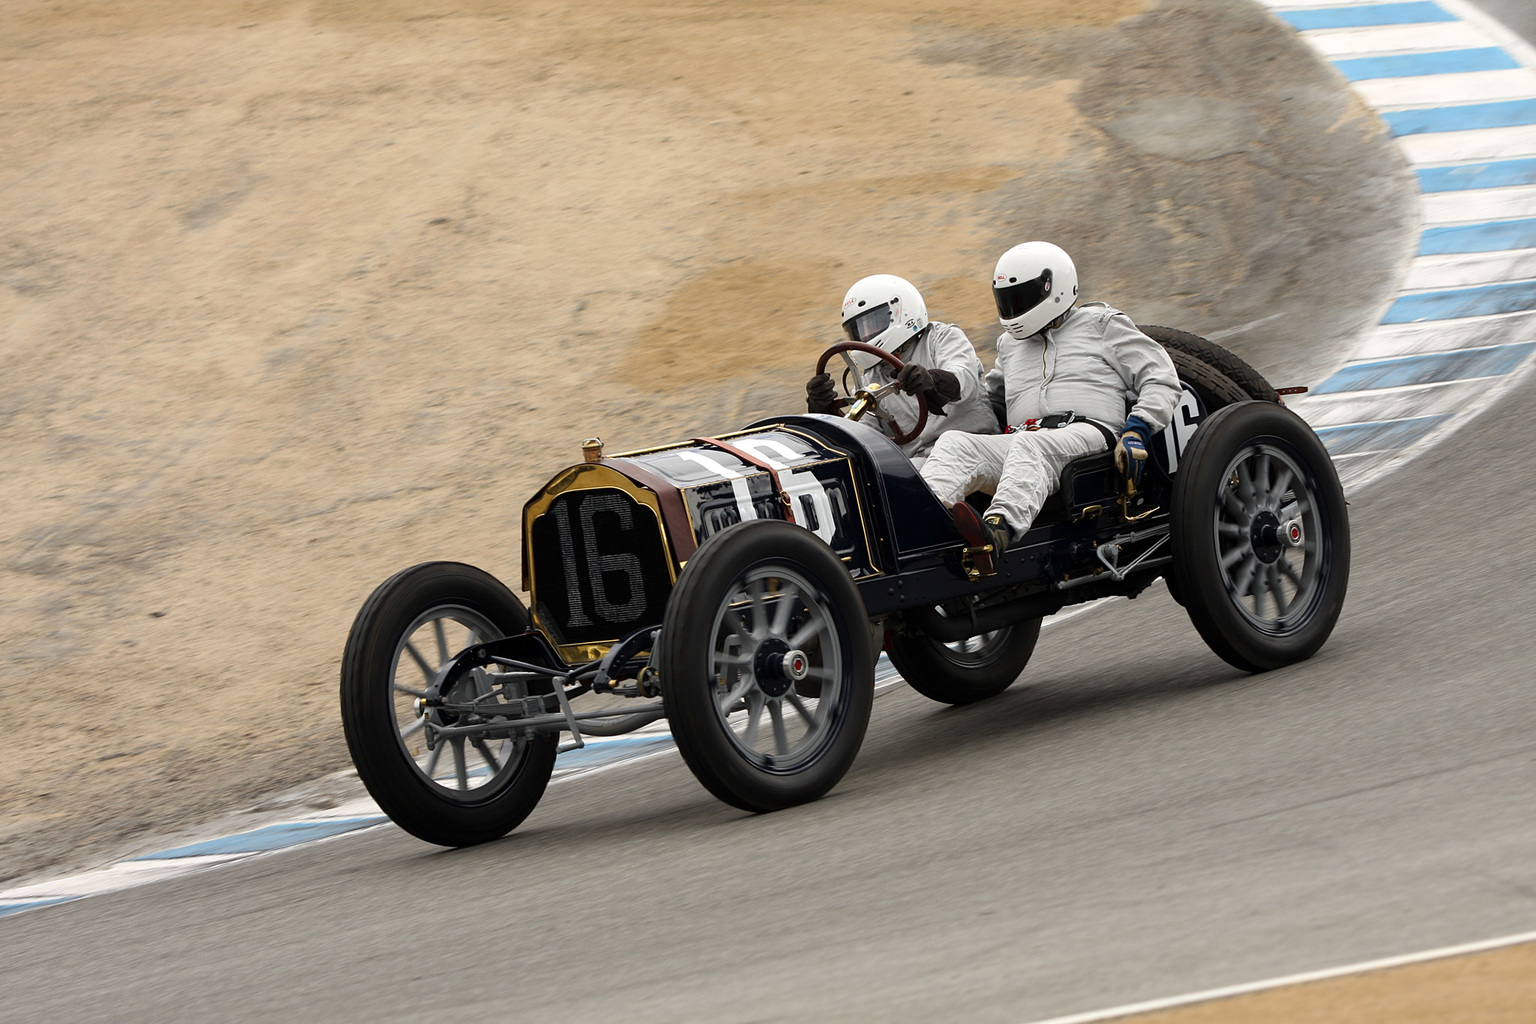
0,656,909,921
0,740,671,920
1260,0,1536,487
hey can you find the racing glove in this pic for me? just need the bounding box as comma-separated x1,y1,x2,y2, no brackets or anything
1114,415,1152,485
896,363,962,415
806,373,844,415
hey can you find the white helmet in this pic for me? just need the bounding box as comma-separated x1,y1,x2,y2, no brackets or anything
840,274,929,369
993,242,1078,339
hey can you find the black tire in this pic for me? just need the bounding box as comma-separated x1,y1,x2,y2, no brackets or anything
340,561,558,846
658,520,874,813
1171,402,1349,672
1140,325,1281,404
1168,347,1250,414
889,619,1042,705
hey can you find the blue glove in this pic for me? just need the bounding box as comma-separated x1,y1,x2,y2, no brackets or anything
1114,415,1152,485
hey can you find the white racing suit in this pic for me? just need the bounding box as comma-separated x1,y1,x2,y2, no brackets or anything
857,321,998,460
920,302,1181,534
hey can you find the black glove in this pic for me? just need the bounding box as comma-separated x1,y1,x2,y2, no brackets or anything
896,362,933,396
896,363,962,415
806,373,844,415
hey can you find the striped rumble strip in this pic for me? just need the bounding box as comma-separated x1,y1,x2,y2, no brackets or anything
1259,0,1536,489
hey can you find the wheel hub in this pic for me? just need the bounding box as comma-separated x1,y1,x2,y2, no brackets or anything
1249,509,1284,564
753,637,808,698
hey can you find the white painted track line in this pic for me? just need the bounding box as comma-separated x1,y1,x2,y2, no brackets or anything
1017,928,1536,1024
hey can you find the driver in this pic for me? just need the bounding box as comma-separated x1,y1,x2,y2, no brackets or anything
920,242,1182,559
805,274,997,460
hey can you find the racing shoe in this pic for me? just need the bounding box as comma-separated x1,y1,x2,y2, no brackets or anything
951,501,999,578
983,514,1012,558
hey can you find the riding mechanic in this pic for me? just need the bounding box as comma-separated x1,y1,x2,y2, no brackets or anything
806,274,997,461
919,242,1183,561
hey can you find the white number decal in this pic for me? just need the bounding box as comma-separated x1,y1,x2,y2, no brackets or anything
780,469,837,545
732,438,837,543
1157,384,1204,475
676,450,758,524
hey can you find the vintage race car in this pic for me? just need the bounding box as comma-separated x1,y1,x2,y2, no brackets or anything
340,328,1349,847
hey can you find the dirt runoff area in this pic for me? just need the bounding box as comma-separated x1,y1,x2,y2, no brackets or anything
0,0,1412,881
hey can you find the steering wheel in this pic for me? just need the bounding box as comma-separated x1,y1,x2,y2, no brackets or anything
815,341,929,447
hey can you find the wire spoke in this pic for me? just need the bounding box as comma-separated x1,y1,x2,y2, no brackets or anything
433,619,451,664
1233,555,1260,598
748,579,768,638
785,691,818,729
393,683,429,698
422,743,441,779
1222,488,1246,519
1252,453,1271,507
742,692,765,748
768,700,790,756
452,739,469,791
400,717,426,739
404,642,436,683
1220,543,1250,570
1269,466,1294,510
1278,555,1303,586
471,738,502,775
1269,564,1291,617
789,614,825,650
1218,522,1246,538
769,583,800,638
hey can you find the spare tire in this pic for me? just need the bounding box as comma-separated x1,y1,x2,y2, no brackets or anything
1139,325,1280,404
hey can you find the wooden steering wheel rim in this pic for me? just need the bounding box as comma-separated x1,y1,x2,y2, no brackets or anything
814,341,929,447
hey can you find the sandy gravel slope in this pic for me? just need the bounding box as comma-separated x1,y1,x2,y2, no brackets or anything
0,0,1411,881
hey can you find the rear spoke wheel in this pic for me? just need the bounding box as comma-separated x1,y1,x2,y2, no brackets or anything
1170,403,1350,672
889,617,1042,706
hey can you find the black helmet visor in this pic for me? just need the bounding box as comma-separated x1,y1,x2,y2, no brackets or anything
994,268,1054,320
843,302,892,344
